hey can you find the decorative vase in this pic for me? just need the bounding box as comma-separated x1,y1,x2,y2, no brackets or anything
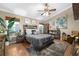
5,41,9,46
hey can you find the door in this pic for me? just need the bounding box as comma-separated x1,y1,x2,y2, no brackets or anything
44,23,49,34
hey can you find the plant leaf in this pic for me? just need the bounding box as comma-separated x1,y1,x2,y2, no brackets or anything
8,18,15,29
0,17,6,28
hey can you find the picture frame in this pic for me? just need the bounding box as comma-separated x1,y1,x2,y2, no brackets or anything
55,16,67,29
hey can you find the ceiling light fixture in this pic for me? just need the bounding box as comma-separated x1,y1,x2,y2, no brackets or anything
42,12,50,16
38,3,56,16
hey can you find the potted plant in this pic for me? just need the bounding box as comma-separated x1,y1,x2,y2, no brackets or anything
0,17,15,45
5,36,9,45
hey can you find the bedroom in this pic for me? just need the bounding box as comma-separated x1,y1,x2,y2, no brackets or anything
0,3,79,56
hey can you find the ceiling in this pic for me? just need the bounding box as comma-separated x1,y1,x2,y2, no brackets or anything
0,3,72,21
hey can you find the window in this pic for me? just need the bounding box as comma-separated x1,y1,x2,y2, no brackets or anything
6,20,20,32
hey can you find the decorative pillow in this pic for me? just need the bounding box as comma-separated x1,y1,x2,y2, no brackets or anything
26,29,32,35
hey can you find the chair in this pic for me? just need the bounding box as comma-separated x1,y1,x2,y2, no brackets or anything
66,35,75,44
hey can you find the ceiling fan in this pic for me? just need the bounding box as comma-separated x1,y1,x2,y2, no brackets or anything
38,3,56,16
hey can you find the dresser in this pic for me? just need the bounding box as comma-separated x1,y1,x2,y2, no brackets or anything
49,30,61,40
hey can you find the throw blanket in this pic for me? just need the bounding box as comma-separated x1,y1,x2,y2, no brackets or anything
26,34,52,49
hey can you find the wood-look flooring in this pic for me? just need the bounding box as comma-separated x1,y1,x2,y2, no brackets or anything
5,40,76,56
5,42,30,56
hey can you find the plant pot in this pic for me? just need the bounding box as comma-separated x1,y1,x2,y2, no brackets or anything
5,41,9,46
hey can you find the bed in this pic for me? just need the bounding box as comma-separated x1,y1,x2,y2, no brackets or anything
26,34,53,50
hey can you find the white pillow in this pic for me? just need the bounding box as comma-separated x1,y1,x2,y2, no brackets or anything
26,29,32,35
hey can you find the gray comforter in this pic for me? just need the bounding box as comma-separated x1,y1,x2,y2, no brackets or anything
26,34,52,49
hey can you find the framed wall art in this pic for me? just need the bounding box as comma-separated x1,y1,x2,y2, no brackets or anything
55,16,67,29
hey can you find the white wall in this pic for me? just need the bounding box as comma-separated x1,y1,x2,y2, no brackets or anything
46,7,79,35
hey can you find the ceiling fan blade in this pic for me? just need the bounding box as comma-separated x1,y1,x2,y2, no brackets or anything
41,13,44,15
49,9,56,11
